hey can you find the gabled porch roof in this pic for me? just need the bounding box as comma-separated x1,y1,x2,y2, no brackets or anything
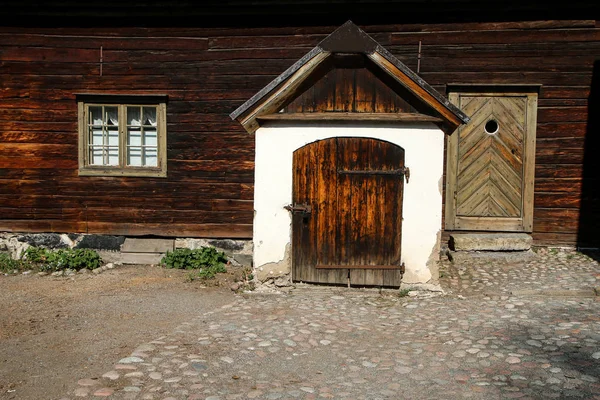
230,20,470,134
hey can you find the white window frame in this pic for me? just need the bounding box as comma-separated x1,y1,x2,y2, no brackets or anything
78,96,167,177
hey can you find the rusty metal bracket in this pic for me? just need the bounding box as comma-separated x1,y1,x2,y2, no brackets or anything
338,166,410,183
284,203,312,214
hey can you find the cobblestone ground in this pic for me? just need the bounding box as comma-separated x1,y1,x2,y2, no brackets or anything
64,249,600,400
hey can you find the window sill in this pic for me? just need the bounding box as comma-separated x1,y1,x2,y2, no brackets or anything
78,167,167,178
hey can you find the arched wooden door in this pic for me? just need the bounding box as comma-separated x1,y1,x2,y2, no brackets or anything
291,137,406,287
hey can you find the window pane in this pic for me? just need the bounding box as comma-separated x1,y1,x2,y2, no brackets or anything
107,127,119,146
107,147,119,166
144,149,158,167
128,127,142,146
105,107,118,126
143,107,157,126
144,128,157,147
90,147,103,165
128,147,142,166
127,107,141,126
89,106,103,125
90,127,104,146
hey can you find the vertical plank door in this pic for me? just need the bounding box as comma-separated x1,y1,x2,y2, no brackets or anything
292,137,405,287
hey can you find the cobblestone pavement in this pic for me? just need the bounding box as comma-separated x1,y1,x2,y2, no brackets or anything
64,249,600,400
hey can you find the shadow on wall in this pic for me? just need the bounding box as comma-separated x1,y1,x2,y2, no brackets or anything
578,60,600,261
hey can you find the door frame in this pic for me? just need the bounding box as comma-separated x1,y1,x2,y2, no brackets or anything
444,86,539,232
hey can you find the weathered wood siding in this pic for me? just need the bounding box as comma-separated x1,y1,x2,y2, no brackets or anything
0,19,598,245
283,67,416,113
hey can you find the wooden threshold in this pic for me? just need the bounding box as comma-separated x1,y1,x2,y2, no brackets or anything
257,112,443,123
316,264,402,270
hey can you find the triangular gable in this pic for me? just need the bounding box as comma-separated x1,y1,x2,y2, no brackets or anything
283,67,419,114
230,21,470,134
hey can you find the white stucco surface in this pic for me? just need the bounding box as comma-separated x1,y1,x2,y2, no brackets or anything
253,122,445,284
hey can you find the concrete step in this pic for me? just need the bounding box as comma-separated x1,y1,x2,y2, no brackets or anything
450,233,532,251
121,238,174,253
447,249,536,264
97,250,164,265
119,252,164,265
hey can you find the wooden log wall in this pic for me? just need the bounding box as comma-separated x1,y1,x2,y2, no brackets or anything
0,19,599,245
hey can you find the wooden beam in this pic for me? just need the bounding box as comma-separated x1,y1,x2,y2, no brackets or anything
257,112,443,123
368,51,464,129
0,221,253,239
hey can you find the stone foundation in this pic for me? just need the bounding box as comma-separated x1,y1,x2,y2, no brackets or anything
174,238,253,268
0,233,253,269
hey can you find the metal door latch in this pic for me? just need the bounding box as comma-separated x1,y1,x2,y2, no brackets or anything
284,203,312,214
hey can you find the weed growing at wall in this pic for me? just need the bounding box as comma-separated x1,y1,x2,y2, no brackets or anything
23,247,102,271
1,247,102,273
161,247,228,280
0,253,29,272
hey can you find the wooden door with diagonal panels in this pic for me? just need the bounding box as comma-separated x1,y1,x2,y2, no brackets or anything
291,137,406,287
445,91,538,232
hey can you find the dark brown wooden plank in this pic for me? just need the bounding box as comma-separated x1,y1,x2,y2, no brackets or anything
532,232,578,246
258,112,443,122
535,179,587,193
86,222,253,238
304,142,320,284
391,29,600,46
536,147,585,164
535,164,583,179
534,208,580,221
0,34,209,50
533,219,579,233
536,123,587,139
0,131,77,144
541,87,591,99
377,20,597,33
423,72,593,86
317,138,347,285
354,68,376,112
534,192,581,209
538,107,589,123
416,56,596,73
336,138,352,275
208,34,324,50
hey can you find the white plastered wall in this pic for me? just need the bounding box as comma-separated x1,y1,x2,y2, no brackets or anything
253,121,445,284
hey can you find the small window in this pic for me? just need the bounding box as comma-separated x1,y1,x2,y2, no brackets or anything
78,97,167,177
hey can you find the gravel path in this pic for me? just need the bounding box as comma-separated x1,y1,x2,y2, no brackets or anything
63,249,600,400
